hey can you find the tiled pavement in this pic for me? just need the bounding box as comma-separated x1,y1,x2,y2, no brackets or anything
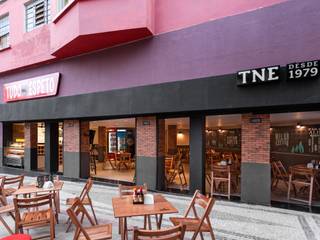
0,176,320,240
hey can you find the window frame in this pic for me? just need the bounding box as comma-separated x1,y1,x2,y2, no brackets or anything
57,0,69,12
25,0,51,32
0,13,10,50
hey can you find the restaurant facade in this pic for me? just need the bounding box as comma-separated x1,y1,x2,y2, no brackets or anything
1,0,320,207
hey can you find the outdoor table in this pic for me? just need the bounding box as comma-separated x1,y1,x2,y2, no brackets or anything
112,194,178,240
12,181,64,216
1,234,32,240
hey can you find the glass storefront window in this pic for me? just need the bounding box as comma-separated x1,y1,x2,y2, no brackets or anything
163,117,190,193
4,123,25,168
89,118,136,183
270,111,320,206
205,115,241,198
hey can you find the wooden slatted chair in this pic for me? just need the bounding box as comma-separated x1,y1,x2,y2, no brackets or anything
166,154,187,187
133,224,186,240
13,193,55,240
117,153,131,170
1,175,24,201
210,165,237,200
170,190,215,240
0,187,15,234
287,166,317,206
66,178,98,232
105,153,116,170
66,198,112,240
271,161,289,190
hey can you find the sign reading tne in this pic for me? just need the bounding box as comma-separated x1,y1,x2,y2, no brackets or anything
3,73,60,102
237,66,280,86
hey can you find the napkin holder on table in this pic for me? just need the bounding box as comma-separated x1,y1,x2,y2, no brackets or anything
144,194,154,205
43,181,54,189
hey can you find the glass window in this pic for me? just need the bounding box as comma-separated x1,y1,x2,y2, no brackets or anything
0,14,9,49
4,123,25,168
57,0,69,11
25,0,51,32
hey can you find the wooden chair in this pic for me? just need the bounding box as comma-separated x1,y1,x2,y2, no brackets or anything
133,224,186,240
0,187,15,234
90,152,97,175
166,154,187,187
210,165,237,200
13,193,55,240
271,161,289,190
117,153,131,170
105,153,116,170
170,190,215,240
66,198,112,240
287,166,318,206
1,175,24,200
66,178,98,232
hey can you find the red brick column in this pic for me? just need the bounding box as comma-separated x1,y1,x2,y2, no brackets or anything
157,119,166,190
97,126,106,161
136,116,161,190
167,125,177,155
241,114,270,163
63,120,80,178
136,117,157,158
80,121,90,178
24,123,38,170
241,113,271,205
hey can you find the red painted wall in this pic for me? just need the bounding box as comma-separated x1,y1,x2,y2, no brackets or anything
0,0,286,74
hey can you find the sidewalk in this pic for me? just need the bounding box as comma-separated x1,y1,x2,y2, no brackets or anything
0,176,320,240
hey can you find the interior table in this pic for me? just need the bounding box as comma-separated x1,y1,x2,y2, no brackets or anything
112,194,178,240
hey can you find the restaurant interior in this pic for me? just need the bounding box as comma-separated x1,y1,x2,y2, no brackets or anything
89,118,136,183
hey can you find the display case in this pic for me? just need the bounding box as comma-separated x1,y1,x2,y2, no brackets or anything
4,142,24,167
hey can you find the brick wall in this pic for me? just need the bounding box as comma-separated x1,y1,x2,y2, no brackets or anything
80,121,90,153
63,120,80,152
24,123,37,149
167,125,177,154
136,117,157,157
158,119,165,158
98,126,106,147
241,114,270,164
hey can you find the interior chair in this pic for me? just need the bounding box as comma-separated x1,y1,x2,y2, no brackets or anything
287,166,317,206
210,165,237,200
271,160,289,190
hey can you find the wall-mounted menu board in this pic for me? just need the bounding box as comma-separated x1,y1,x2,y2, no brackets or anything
206,129,241,150
271,125,320,155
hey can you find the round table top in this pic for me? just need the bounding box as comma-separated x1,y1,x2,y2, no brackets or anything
1,234,32,240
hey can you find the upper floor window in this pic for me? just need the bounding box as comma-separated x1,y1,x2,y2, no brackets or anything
0,14,9,50
57,0,69,12
25,0,51,32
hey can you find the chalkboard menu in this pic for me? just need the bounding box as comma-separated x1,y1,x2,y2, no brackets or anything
206,129,241,150
271,125,320,155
